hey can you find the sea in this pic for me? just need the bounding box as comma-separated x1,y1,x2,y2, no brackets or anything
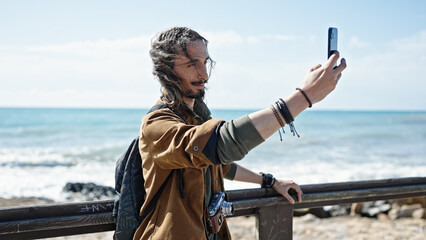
1,107,425,202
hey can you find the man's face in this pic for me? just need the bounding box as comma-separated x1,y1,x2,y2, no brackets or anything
173,40,210,100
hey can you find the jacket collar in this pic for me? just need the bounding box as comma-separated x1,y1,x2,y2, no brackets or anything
157,98,211,125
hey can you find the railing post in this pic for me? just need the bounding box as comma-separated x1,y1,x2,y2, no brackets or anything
256,203,293,240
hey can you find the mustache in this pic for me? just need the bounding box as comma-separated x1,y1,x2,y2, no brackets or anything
191,80,208,85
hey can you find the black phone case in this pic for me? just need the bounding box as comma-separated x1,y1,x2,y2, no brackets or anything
328,27,338,59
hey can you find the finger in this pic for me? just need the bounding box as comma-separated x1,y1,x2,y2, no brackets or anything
284,193,295,204
286,186,301,204
310,64,322,72
324,51,340,70
289,185,303,203
296,187,303,203
336,73,342,83
333,58,347,74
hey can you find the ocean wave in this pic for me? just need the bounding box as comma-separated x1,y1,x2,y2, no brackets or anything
1,109,424,202
0,144,124,171
1,160,75,168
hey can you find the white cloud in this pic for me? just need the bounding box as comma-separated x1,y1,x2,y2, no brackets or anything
202,31,296,47
202,31,244,47
25,35,153,58
208,30,426,110
247,35,260,44
270,34,296,41
28,36,152,51
0,35,155,106
389,30,426,52
0,88,158,108
308,34,317,42
349,36,371,48
2,30,425,110
352,30,426,75
334,30,426,110
245,34,296,45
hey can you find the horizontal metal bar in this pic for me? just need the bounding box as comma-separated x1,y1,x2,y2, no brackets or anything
231,184,426,211
297,191,426,209
4,183,418,235
227,177,426,201
4,224,116,240
0,213,114,235
299,177,426,194
0,200,114,222
0,177,425,239
297,184,426,208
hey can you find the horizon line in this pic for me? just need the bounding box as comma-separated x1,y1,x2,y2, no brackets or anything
1,105,425,113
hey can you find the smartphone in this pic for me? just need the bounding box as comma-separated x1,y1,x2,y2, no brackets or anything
328,27,338,67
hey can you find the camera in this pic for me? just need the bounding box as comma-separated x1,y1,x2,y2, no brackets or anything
207,191,234,234
208,191,234,217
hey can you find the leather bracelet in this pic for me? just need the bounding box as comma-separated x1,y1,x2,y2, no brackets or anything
296,88,312,108
277,99,300,137
277,99,294,123
270,105,284,127
260,172,275,188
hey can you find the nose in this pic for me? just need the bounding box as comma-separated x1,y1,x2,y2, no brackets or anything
196,63,209,80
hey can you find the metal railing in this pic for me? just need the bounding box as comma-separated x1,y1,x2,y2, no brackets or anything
1,177,425,240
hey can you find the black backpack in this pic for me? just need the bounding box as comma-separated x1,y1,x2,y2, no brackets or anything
113,137,144,239
112,104,182,240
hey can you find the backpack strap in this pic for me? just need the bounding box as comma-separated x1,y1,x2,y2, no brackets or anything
140,103,186,220
148,103,166,113
148,103,186,123
140,171,173,220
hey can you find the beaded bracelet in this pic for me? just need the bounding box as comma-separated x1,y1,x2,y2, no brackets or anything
270,105,284,127
271,105,286,141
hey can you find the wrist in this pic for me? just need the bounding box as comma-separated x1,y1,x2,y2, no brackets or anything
296,88,312,108
260,172,276,188
283,91,309,119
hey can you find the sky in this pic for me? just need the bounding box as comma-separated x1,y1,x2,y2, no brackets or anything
1,0,425,110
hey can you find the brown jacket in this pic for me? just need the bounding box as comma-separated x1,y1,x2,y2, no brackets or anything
133,104,232,240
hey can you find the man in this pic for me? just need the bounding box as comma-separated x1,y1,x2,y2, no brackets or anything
134,27,347,240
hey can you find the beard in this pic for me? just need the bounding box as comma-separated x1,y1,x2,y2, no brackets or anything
183,80,207,99
184,88,205,99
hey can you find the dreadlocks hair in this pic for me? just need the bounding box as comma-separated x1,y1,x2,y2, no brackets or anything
149,27,212,109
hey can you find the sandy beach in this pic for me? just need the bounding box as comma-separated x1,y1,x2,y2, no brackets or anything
1,197,425,240
29,215,426,240
227,215,426,240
